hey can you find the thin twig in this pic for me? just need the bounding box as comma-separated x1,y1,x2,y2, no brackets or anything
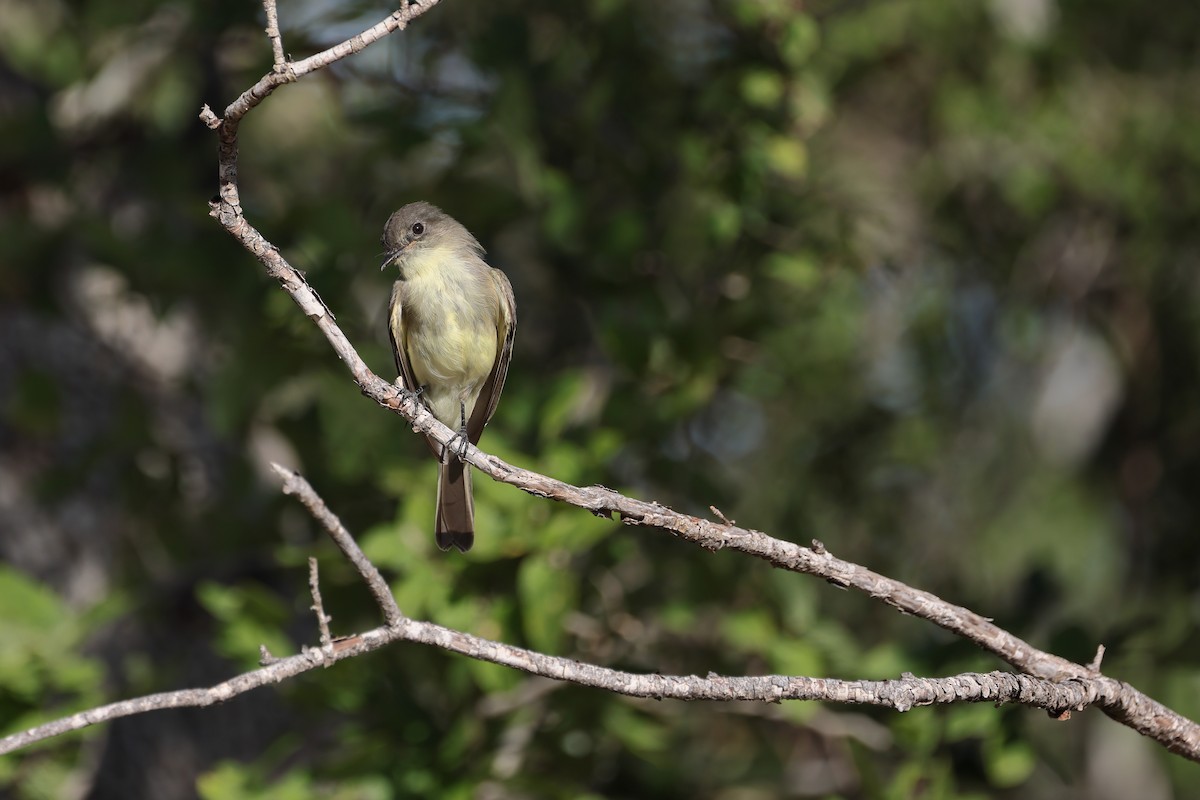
308,557,333,647
273,463,403,627
710,505,735,526
263,0,286,68
1089,644,1106,672
259,644,279,666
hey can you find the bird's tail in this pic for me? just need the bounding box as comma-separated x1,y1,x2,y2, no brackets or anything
435,459,474,552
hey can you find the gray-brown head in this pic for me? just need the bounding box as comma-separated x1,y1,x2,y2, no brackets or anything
380,202,484,269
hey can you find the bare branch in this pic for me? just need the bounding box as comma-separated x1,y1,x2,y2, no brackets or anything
224,1,442,124
308,557,333,648
0,618,1135,757
273,463,403,627
1089,644,1106,672
263,0,285,69
200,0,442,239
0,627,394,755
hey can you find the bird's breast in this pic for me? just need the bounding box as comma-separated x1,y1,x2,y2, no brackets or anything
397,253,499,421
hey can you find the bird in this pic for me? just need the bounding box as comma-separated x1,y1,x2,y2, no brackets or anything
381,202,516,552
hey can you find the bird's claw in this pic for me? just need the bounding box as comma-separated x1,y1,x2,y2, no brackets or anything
446,426,470,460
394,380,424,406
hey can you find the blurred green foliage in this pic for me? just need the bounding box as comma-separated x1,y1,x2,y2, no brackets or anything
2,0,1200,797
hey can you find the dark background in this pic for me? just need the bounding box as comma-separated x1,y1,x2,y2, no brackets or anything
2,0,1199,796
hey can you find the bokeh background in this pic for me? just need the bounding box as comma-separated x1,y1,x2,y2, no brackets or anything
3,0,1200,797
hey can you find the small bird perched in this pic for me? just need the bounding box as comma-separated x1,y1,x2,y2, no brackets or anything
381,202,516,552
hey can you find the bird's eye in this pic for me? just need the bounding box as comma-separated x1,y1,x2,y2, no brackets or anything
411,222,425,236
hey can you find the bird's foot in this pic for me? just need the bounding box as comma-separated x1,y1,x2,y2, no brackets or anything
445,400,470,460
394,379,424,405
445,424,471,461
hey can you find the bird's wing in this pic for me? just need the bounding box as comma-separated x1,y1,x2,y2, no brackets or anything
388,280,423,397
389,280,440,457
466,266,516,445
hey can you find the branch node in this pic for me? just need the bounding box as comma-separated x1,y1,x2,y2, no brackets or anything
710,505,735,526
259,644,280,666
198,105,221,129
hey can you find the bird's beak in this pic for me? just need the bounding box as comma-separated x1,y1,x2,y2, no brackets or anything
380,250,400,271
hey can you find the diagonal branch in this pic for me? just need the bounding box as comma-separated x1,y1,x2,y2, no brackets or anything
212,0,443,126
274,463,403,627
198,0,442,227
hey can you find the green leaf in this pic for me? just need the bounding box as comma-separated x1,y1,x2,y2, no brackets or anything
195,582,291,667
517,554,578,653
768,638,824,676
721,609,777,653
603,704,667,759
0,565,65,632
741,70,785,109
779,16,821,67
984,738,1036,788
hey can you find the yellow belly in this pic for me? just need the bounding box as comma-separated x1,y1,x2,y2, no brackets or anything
394,250,500,429
409,317,497,428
